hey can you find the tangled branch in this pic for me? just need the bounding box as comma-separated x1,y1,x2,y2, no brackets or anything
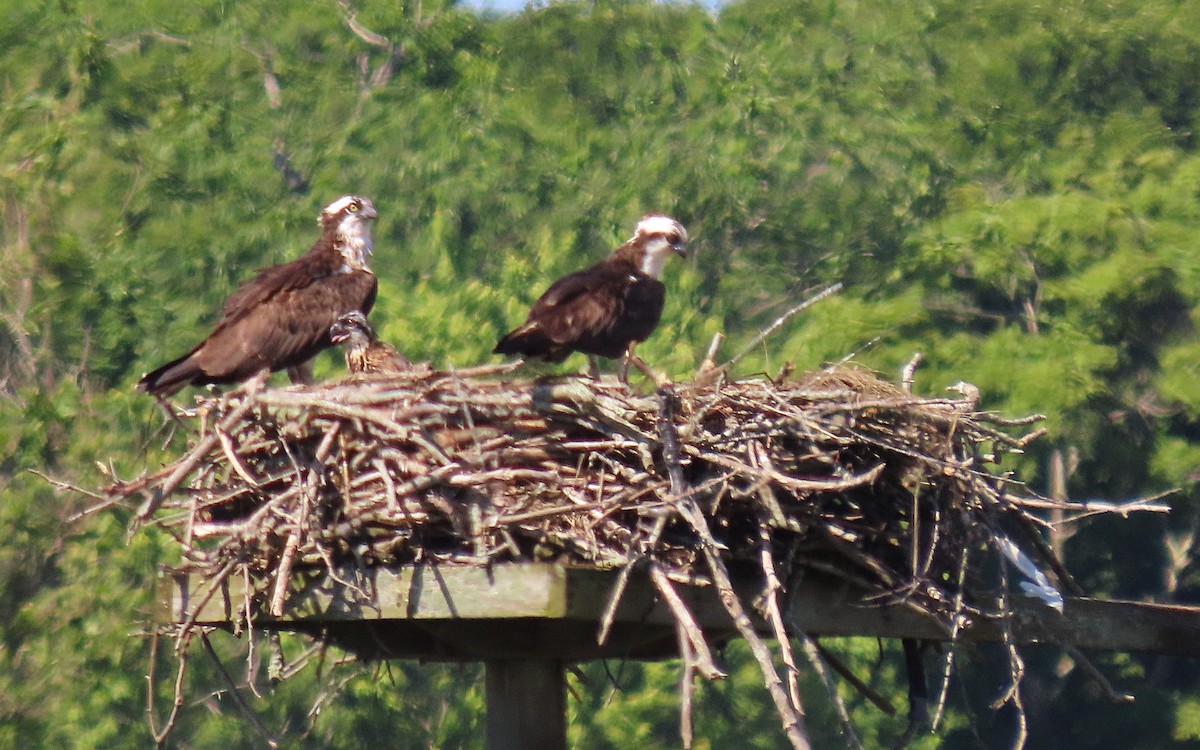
81,361,1168,746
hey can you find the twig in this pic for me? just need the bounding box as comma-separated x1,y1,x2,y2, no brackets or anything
658,384,812,750
900,639,930,743
900,353,923,393
146,628,190,747
1015,494,1172,515
497,501,606,525
597,512,667,646
678,621,696,750
756,523,804,721
699,332,724,375
694,448,885,493
136,389,260,520
829,335,882,369
807,639,896,716
989,566,1028,750
271,423,342,617
271,526,302,618
799,636,864,750
217,428,260,487
932,543,971,730
647,563,725,680
719,283,843,374
1062,645,1134,704
201,634,281,748
699,500,810,750
243,564,261,698
176,561,238,647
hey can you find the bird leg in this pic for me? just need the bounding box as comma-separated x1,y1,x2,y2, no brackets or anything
617,344,637,383
587,355,602,380
286,361,315,386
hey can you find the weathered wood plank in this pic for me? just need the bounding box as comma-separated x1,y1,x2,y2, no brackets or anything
159,563,1200,659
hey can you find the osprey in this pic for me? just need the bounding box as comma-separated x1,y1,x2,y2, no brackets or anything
330,310,412,375
494,215,689,374
137,195,379,396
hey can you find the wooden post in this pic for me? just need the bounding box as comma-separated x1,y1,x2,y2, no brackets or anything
485,659,566,750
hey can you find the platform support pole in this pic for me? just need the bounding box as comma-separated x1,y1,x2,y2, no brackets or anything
485,659,566,750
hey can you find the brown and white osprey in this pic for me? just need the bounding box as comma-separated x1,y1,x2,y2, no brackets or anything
137,195,379,396
330,310,412,375
494,215,688,373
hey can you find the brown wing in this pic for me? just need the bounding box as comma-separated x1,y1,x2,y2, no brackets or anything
219,242,341,325
494,264,614,360
563,273,663,358
494,261,664,360
138,270,376,394
198,270,377,375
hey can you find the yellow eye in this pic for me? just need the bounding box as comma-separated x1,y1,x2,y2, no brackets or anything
348,202,359,212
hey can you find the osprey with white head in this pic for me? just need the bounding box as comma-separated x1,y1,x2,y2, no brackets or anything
320,195,377,271
629,214,689,279
494,213,690,379
137,194,380,396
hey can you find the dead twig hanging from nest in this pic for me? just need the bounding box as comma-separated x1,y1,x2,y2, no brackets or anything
82,359,1170,746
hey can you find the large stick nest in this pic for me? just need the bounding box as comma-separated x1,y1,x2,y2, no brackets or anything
90,362,1133,746
111,364,1066,623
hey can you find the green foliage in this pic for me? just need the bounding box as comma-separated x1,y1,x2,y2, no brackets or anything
6,0,1200,746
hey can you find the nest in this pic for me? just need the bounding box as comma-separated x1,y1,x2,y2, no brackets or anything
95,362,1097,746
122,364,1059,599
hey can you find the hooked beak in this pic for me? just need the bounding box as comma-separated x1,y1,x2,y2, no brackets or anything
360,204,378,221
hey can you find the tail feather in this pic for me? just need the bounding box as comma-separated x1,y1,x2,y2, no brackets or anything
137,354,204,396
494,325,566,361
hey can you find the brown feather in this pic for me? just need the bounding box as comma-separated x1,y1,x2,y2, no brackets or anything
494,216,686,363
349,342,412,375
495,257,665,360
331,311,412,375
138,197,378,396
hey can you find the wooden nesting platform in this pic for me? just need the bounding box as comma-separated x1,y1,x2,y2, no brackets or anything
158,562,1200,750
96,364,1190,749
161,562,1200,661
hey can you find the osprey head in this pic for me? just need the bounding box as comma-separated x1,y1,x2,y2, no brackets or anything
320,195,377,229
330,310,375,345
629,214,689,279
320,195,377,270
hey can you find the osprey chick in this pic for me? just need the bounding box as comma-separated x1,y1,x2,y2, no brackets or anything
137,195,379,396
494,215,688,370
330,311,412,375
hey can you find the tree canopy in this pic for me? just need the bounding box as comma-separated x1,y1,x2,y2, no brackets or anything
3,0,1200,746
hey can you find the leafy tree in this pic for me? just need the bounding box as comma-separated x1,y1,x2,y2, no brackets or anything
5,0,1200,746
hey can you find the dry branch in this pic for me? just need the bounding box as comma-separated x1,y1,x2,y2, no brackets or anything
98,364,1140,628
87,362,1168,745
